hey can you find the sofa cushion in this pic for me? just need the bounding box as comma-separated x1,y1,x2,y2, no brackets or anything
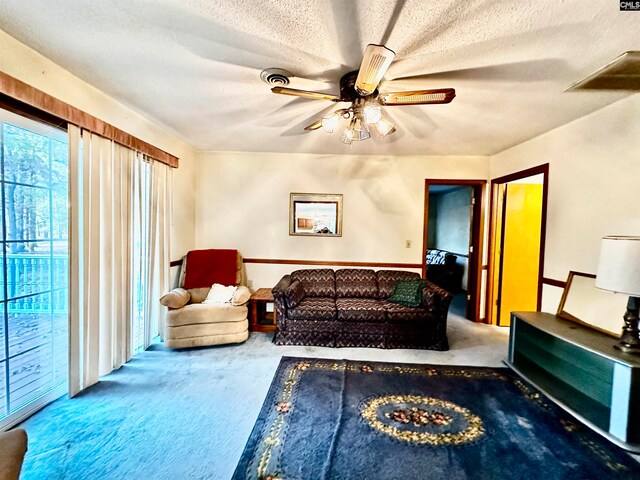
284,280,305,309
377,270,421,299
336,298,386,323
335,269,378,298
290,269,336,298
388,279,428,307
288,297,336,321
381,300,430,323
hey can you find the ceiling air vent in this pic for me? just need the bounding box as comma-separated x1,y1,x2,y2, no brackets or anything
566,51,640,91
260,68,293,86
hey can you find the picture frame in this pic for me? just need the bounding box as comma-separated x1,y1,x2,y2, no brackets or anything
556,271,627,338
289,193,343,237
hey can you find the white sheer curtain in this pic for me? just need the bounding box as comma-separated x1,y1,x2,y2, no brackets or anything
132,153,171,352
68,125,171,396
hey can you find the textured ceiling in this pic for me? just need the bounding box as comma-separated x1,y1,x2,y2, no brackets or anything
0,0,636,155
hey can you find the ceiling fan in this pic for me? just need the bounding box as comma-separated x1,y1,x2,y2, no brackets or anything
267,44,456,144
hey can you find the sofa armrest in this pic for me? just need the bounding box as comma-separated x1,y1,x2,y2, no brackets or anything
422,280,453,311
422,280,453,340
272,275,292,296
272,275,292,329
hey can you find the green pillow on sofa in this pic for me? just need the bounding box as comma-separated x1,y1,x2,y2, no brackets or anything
387,279,427,307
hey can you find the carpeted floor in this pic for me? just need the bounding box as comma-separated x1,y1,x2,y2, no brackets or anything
18,315,511,479
449,292,467,317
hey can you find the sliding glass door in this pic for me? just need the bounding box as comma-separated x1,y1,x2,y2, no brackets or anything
0,109,68,429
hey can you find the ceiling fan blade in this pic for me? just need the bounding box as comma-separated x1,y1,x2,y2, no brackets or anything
355,44,396,96
378,88,456,106
271,87,338,101
303,119,323,131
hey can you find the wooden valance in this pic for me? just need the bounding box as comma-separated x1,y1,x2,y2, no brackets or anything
0,71,179,168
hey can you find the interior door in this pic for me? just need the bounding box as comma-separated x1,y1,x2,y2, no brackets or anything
497,183,543,326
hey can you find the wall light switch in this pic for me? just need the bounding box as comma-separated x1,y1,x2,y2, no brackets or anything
405,240,411,248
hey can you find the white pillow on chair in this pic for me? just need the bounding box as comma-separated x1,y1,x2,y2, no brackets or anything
203,283,237,304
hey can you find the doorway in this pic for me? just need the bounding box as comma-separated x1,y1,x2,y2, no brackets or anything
423,180,486,322
487,165,548,326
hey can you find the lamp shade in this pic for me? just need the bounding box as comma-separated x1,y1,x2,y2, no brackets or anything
595,236,640,296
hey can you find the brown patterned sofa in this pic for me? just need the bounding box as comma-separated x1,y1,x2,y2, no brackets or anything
272,269,452,350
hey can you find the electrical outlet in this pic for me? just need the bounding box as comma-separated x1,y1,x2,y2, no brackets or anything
247,280,253,288
405,240,411,248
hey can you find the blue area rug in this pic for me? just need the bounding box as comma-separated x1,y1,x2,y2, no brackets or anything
233,357,639,480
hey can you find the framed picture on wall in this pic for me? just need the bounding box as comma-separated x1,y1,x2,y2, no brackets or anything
556,271,627,337
289,193,343,236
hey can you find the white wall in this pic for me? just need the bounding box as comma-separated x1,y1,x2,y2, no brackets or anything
195,151,489,288
491,94,640,313
0,29,197,263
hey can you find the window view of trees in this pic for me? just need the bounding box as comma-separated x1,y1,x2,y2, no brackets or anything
3,124,68,252
0,113,68,425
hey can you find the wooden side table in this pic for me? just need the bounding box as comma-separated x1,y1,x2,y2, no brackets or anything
249,288,276,333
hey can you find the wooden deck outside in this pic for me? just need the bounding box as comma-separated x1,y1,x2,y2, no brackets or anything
0,313,67,419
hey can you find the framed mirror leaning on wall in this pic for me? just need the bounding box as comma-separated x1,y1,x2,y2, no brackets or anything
557,271,628,337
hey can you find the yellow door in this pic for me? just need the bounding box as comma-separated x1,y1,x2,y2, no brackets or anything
489,184,505,324
498,184,543,326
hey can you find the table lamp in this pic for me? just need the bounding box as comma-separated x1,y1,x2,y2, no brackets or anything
595,236,640,353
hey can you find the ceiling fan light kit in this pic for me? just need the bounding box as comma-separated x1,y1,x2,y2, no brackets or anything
321,113,341,133
363,105,382,123
268,43,456,144
339,125,355,145
325,98,392,144
352,115,371,142
374,117,396,137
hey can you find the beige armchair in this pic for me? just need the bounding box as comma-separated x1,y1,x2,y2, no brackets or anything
160,250,250,348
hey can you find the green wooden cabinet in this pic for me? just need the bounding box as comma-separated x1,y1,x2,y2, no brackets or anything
507,311,640,452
